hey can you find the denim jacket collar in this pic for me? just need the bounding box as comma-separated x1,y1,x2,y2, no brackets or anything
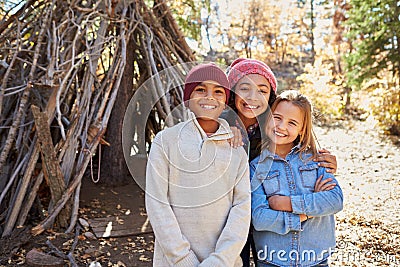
258,143,302,163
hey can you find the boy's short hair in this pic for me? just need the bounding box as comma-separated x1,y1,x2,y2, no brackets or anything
184,63,230,104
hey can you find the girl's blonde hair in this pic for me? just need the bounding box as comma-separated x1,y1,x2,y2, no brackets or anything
264,90,318,158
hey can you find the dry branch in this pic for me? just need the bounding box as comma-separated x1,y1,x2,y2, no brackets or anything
0,2,52,175
31,105,70,227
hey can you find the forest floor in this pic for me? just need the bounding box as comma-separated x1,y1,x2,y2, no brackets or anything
1,117,400,267
315,118,400,267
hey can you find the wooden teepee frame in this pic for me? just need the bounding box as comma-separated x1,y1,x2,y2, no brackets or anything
0,0,194,237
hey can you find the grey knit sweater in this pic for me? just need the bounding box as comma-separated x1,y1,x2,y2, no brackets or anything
145,115,251,267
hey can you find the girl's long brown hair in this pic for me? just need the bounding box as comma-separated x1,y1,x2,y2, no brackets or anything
263,90,318,158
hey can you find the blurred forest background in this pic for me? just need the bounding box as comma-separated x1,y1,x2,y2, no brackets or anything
169,0,400,131
0,0,399,250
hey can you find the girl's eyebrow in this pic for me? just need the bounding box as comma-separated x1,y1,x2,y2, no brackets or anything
272,113,281,118
238,82,251,86
287,116,300,124
238,81,270,88
274,112,300,124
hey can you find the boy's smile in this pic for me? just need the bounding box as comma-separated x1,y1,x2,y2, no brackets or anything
188,81,227,121
199,104,218,110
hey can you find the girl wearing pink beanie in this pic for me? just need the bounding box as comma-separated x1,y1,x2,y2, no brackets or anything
226,58,278,161
225,58,338,267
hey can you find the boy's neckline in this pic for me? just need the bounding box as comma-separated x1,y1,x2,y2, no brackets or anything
196,118,219,134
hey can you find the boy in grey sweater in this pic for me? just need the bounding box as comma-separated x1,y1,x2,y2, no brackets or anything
145,63,251,267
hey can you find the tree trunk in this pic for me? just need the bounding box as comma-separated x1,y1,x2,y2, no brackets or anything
100,37,135,185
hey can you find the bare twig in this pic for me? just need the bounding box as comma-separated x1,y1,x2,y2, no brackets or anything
1,3,53,237
0,22,21,116
0,153,28,206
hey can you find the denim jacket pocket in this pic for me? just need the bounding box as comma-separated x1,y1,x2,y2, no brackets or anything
259,170,280,197
299,164,318,189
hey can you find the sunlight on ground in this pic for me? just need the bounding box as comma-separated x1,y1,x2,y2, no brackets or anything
315,120,400,267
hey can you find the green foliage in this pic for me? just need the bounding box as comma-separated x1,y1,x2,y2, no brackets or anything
297,58,344,121
344,0,400,89
167,0,209,42
344,0,400,134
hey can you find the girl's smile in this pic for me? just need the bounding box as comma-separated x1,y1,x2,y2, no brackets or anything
241,103,261,110
234,74,271,127
273,130,287,137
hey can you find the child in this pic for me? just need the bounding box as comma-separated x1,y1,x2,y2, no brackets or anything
225,58,338,267
250,90,343,267
145,63,251,267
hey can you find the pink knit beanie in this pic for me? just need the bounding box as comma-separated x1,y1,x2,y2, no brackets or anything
227,58,277,92
184,63,230,104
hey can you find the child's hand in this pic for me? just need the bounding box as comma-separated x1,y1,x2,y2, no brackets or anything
228,126,244,148
314,148,337,173
299,214,307,222
299,214,313,222
314,175,336,192
268,195,292,212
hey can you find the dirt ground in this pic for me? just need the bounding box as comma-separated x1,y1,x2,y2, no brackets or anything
1,118,400,267
0,175,154,267
316,118,400,267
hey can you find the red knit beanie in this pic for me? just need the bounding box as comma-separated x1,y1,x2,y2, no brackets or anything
184,63,230,104
227,58,277,92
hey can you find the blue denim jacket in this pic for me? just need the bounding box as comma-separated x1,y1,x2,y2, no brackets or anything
250,146,343,267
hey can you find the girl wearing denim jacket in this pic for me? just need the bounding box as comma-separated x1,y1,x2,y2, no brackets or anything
223,58,339,267
250,90,344,267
